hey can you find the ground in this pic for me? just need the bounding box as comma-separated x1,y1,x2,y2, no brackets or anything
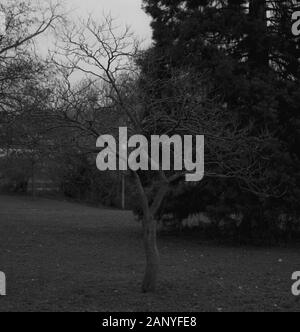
0,195,299,312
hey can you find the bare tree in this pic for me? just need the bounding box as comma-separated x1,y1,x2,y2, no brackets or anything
0,0,62,55
51,15,285,293
0,0,63,127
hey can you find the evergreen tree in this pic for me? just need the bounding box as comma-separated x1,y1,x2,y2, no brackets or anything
141,0,300,230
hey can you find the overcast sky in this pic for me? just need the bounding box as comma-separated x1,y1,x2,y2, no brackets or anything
64,0,152,45
34,0,153,81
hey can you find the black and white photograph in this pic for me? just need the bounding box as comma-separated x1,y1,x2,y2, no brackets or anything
0,0,300,315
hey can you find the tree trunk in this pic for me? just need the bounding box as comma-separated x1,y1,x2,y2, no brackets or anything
248,0,269,70
142,212,160,293
133,172,168,293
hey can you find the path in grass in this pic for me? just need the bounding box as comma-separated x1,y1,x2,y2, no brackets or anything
0,195,299,312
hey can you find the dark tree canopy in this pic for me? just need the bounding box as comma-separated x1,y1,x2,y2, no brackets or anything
141,0,300,216
141,1,300,121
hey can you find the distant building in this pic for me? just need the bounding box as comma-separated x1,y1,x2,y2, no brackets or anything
0,148,59,194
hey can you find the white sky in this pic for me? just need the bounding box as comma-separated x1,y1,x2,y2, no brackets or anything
64,0,152,45
32,0,153,81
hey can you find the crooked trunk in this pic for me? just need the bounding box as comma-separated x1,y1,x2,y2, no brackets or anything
142,213,160,293
133,172,169,293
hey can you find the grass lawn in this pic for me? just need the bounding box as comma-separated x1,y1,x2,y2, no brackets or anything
0,195,299,312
